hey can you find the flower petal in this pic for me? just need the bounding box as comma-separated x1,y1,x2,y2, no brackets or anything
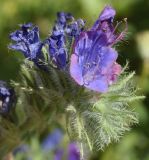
100,47,118,74
92,6,116,31
85,76,108,92
107,62,122,84
99,5,116,21
70,54,83,85
68,143,80,160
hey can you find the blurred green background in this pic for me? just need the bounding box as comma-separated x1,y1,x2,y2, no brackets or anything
0,0,149,159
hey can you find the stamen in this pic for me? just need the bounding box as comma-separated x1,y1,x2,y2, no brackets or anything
83,73,95,86
107,20,122,42
83,63,90,70
92,61,97,65
110,18,128,46
113,21,123,33
102,28,107,32
86,63,91,68
84,81,89,85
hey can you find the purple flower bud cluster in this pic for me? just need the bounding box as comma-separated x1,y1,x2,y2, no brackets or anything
0,81,15,114
9,13,85,70
9,6,126,93
9,23,43,61
47,12,85,69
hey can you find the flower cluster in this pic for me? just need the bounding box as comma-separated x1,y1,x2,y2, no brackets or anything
0,81,15,114
9,5,125,93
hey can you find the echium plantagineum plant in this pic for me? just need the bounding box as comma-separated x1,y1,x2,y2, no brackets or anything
0,5,144,160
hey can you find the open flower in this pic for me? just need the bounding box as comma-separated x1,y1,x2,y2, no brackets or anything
70,6,124,92
9,23,43,61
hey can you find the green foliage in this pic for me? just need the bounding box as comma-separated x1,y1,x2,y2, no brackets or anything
0,59,145,159
66,71,144,158
0,59,87,158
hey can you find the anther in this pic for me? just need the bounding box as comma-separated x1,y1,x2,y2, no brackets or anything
85,63,91,68
102,28,107,32
92,61,97,65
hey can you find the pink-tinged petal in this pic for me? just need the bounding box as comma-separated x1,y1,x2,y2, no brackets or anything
70,54,84,85
107,62,122,84
85,77,108,93
100,47,118,74
112,62,122,75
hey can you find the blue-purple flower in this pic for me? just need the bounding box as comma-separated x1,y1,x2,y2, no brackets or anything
70,6,123,92
41,129,63,152
9,23,43,61
47,12,85,69
42,129,80,160
54,143,80,160
67,143,80,160
0,81,15,114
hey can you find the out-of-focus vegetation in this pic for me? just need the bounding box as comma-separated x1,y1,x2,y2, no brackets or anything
0,0,149,159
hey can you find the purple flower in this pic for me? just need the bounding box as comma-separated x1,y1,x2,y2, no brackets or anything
9,23,43,61
70,6,124,92
54,143,80,160
42,129,80,160
47,12,85,69
42,129,63,152
67,143,80,160
0,81,15,114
